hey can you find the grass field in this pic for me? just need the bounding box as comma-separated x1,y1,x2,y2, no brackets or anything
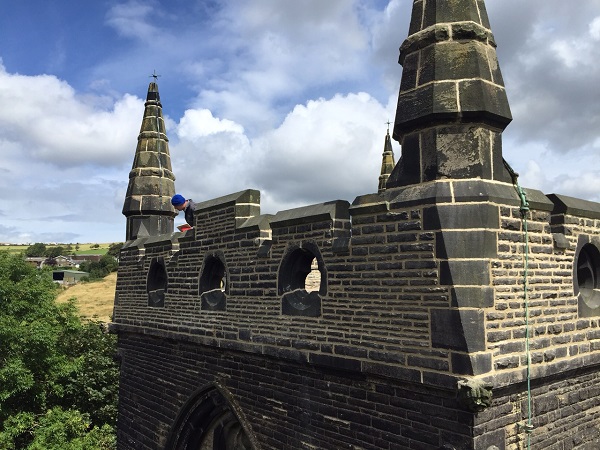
2,243,116,255
56,272,117,322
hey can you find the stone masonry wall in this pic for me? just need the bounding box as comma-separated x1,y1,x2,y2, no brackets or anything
486,196,600,389
117,331,476,450
113,183,600,449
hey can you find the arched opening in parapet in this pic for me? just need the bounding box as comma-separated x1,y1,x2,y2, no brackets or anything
199,253,228,311
164,385,256,450
575,241,600,318
147,256,167,307
278,242,326,317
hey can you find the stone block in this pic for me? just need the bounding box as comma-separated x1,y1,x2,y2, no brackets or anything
437,230,497,259
451,179,553,211
384,132,421,187
361,361,421,383
440,259,490,286
472,427,505,450
386,180,454,205
308,353,362,372
407,0,424,36
431,308,486,352
281,290,321,317
423,203,499,230
451,351,492,375
451,286,494,308
423,125,492,180
458,79,512,130
423,0,485,28
271,200,350,228
394,81,458,133
399,52,419,91
548,193,600,220
418,41,492,86
200,290,226,311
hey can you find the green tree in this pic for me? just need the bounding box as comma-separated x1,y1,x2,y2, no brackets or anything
24,242,46,257
45,246,65,258
106,242,123,258
0,252,118,449
0,408,115,450
79,254,118,281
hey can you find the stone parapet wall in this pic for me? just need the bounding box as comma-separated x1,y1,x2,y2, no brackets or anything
114,188,450,386
114,180,600,385
113,180,600,449
488,195,600,388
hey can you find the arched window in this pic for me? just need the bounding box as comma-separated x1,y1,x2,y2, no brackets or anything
199,253,228,311
278,243,326,317
147,256,167,307
164,385,256,450
575,242,600,317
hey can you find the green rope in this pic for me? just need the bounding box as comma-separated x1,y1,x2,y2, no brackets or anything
503,159,533,448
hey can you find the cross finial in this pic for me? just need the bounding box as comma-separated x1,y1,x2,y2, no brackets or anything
150,70,161,82
385,120,392,133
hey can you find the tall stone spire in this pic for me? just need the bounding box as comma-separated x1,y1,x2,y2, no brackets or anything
386,0,512,188
378,125,396,193
122,80,177,240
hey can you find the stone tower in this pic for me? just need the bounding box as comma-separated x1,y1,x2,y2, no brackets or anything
122,81,177,240
377,126,396,193
387,0,512,187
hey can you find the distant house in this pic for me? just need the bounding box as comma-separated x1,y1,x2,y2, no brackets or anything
70,254,103,264
25,254,104,270
52,270,88,285
51,255,79,268
25,257,47,269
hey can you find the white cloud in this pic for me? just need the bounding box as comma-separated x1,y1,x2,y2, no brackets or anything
590,16,600,40
105,0,158,40
177,109,244,139
169,91,398,216
0,64,142,167
248,92,396,210
192,0,376,133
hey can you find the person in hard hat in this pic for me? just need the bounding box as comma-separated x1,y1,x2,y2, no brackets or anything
171,194,197,227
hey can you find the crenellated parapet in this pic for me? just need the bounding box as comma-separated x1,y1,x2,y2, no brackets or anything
114,178,600,381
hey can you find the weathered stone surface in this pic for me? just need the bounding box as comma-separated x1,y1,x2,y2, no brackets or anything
392,0,510,188
437,230,497,259
440,259,490,285
451,286,494,308
424,203,499,230
451,351,492,375
431,308,486,352
123,81,176,240
419,41,493,85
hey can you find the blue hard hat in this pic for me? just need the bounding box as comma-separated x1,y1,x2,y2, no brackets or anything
171,194,185,206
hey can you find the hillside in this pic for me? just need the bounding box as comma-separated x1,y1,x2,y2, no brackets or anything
56,272,117,322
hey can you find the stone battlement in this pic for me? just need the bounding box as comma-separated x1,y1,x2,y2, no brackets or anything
114,180,600,384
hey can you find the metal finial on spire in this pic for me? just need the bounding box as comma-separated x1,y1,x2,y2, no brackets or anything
385,120,391,133
150,70,161,82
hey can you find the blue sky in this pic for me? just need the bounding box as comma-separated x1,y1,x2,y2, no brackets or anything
1,0,600,244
